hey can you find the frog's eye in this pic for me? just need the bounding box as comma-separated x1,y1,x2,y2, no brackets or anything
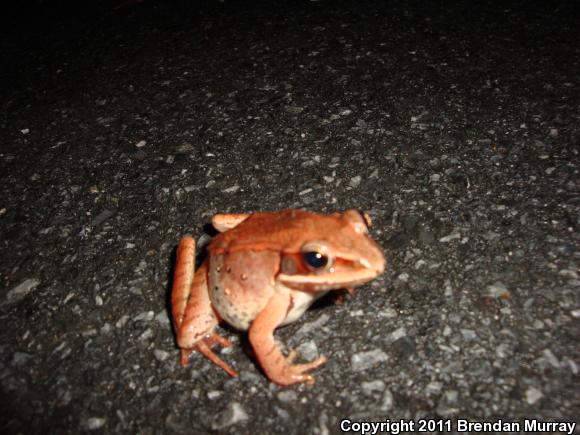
301,243,334,272
303,251,327,269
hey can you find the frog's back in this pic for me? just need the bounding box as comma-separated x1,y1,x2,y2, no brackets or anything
208,209,326,254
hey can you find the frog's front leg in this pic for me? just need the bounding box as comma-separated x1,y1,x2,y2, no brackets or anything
248,290,327,386
171,236,238,377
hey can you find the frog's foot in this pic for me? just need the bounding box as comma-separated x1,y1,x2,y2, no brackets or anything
267,351,328,386
180,333,238,378
283,350,328,384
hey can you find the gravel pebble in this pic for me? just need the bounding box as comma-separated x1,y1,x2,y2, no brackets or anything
525,387,544,405
277,390,298,403
139,328,153,341
211,402,248,430
349,175,362,188
155,311,170,326
361,380,386,396
439,231,461,243
293,313,329,339
486,282,511,299
4,279,40,305
115,315,129,328
351,349,389,372
134,311,155,322
153,349,169,362
11,352,33,367
85,417,106,430
296,340,320,361
460,329,478,341
389,326,406,342
223,185,240,193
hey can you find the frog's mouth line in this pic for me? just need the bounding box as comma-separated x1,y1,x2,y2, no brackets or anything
277,268,382,291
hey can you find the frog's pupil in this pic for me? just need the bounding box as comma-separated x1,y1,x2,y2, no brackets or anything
303,251,327,269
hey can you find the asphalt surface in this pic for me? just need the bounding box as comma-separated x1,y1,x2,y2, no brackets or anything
1,0,579,433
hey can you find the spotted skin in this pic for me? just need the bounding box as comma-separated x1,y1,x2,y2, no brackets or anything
171,209,386,386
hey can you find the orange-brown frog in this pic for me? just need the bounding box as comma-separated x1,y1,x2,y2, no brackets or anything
171,209,385,386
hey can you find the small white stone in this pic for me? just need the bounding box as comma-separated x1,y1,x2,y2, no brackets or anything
397,272,409,282
5,279,40,304
139,328,153,341
278,390,298,402
381,389,394,411
212,402,248,429
155,311,170,325
349,175,362,188
135,140,146,148
223,185,240,193
154,349,169,362
86,417,106,430
115,315,129,328
361,380,386,395
351,349,389,372
439,231,461,243
525,387,543,405
134,311,155,322
389,327,406,341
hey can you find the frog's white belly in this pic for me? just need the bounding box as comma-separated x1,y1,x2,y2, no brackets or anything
277,282,328,326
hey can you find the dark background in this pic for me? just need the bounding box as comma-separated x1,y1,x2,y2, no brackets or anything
1,0,579,433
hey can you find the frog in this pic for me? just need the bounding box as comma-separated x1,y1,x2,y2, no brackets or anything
171,209,386,386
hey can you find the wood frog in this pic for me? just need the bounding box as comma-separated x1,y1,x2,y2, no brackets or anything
171,209,385,386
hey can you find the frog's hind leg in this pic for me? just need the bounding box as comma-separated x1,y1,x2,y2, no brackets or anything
190,334,237,377
171,236,197,331
171,236,238,377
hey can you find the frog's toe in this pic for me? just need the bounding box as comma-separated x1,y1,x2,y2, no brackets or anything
286,350,327,371
290,355,328,373
281,352,328,385
179,335,238,377
205,332,234,348
180,348,194,367
195,336,238,377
